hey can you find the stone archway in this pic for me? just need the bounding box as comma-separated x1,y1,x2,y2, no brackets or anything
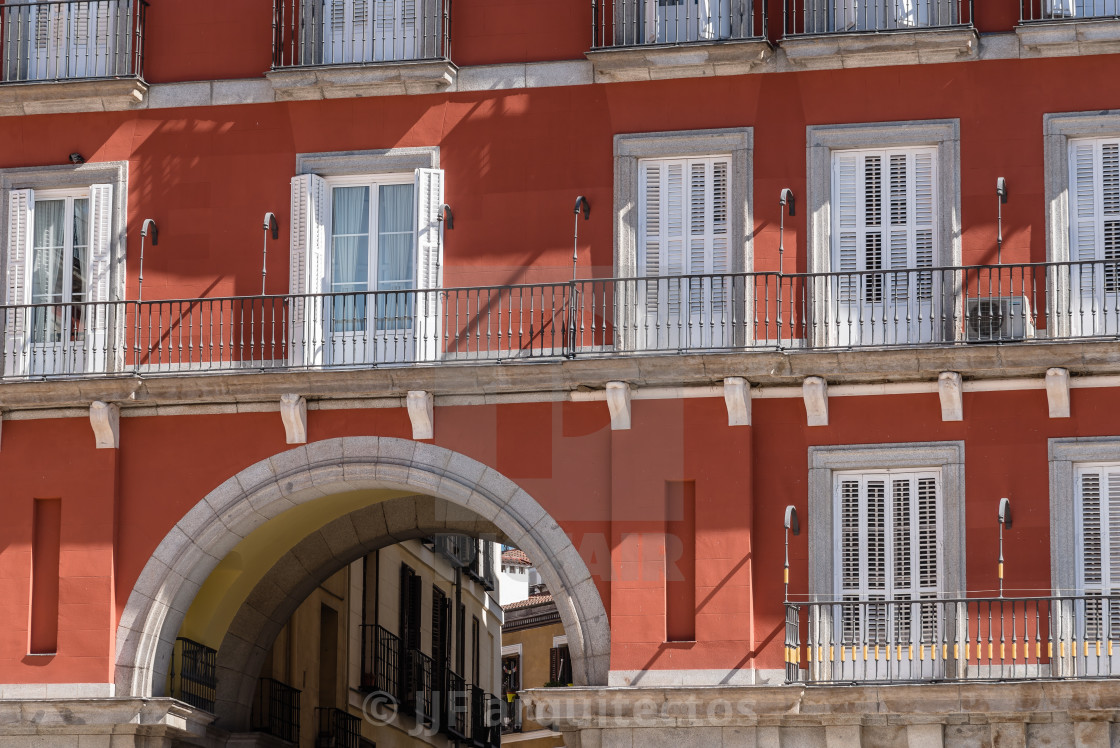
115,437,610,711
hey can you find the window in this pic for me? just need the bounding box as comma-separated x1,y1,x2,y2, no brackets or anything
548,644,572,685
806,442,965,681
471,615,480,686
4,183,115,377
289,150,443,367
1067,137,1120,336
501,654,520,693
807,121,960,347
803,0,962,33
626,0,743,44
2,0,134,82
432,585,450,669
398,564,422,652
1074,464,1120,644
1047,0,1120,17
615,129,752,352
297,0,443,65
829,146,939,346
834,469,942,678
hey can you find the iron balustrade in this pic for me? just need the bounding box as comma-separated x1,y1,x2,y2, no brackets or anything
785,594,1120,685
272,0,450,68
0,0,146,83
5,260,1120,379
444,669,468,739
591,0,766,48
170,637,217,713
314,706,361,748
1020,0,1120,22
468,688,501,748
360,624,400,699
251,677,301,744
783,0,973,35
405,648,435,723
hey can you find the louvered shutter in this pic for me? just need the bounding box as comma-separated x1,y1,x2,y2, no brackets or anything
549,646,560,683
414,168,443,362
1072,141,1099,299
87,184,113,372
1070,139,1120,306
834,153,859,306
289,174,329,367
4,189,33,377
1077,466,1120,640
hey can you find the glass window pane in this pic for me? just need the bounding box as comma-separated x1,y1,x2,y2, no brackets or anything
31,199,66,343
377,183,415,289
331,187,370,332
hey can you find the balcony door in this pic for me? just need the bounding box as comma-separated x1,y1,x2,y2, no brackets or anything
19,0,125,80
1047,0,1120,18
4,186,113,378
1072,464,1120,677
320,0,427,63
1068,138,1120,338
829,147,942,347
288,169,443,368
641,0,734,43
637,156,731,351
833,470,944,682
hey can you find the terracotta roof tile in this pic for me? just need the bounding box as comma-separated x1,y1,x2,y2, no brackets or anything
501,593,553,611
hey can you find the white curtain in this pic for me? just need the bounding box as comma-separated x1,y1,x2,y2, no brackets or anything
30,199,65,343
330,185,370,331
376,183,415,330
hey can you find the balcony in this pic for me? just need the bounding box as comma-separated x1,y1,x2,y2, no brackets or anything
170,637,216,713
782,0,977,68
5,260,1120,383
268,0,454,100
587,0,770,81
314,707,361,748
359,624,400,699
785,594,1120,685
251,677,302,744
403,648,435,723
1018,0,1120,56
0,0,147,114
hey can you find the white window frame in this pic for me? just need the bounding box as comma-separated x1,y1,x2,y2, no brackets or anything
806,120,962,347
614,128,753,351
0,162,127,378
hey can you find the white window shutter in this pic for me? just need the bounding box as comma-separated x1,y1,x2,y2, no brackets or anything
87,183,113,373
640,162,662,312
289,174,329,367
414,167,444,362
1072,141,1099,297
835,153,859,304
5,189,32,377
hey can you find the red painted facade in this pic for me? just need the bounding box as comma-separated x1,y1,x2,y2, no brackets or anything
0,0,1117,698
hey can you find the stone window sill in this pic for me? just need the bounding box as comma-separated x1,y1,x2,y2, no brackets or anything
781,26,978,69
0,77,147,116
266,59,457,101
1016,17,1120,57
586,39,772,83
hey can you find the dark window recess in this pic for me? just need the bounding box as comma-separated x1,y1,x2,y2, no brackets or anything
549,645,573,685
171,637,217,712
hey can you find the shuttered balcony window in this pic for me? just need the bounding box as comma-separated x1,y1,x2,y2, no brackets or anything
1068,137,1120,337
1075,464,1120,651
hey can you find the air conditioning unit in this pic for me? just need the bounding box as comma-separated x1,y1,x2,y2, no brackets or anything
965,297,1036,342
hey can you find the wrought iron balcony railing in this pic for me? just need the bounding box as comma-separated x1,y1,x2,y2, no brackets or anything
271,0,450,68
784,0,973,35
170,637,217,713
251,677,301,744
4,260,1120,381
591,0,766,48
785,594,1120,685
0,0,146,83
405,648,435,723
443,669,468,739
1020,0,1120,22
314,706,361,748
360,624,400,699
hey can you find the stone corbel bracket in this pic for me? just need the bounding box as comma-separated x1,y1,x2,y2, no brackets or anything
723,377,751,427
407,390,434,440
280,394,308,444
90,401,120,449
1046,368,1071,419
803,377,828,427
606,382,632,431
938,371,964,422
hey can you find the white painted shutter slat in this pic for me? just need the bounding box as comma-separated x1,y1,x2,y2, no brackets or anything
913,151,936,300
711,159,729,311
839,478,861,644
640,162,662,314
665,161,685,319
835,153,859,304
415,167,444,362
863,155,884,304
289,174,328,367
87,183,113,372
1073,142,1100,297
5,189,32,376
1108,470,1120,637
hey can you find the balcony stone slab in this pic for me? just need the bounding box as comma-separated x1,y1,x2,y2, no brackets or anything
781,27,978,69
0,77,147,117
266,60,457,101
586,39,772,83
0,697,213,742
1016,19,1120,58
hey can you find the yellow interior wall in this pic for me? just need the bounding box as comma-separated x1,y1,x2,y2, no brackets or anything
179,488,411,649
